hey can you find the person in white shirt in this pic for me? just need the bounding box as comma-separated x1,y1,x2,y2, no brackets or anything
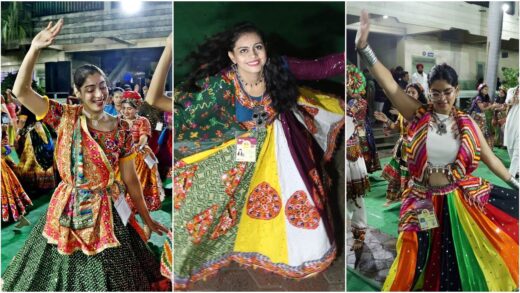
504,82,519,178
411,63,429,94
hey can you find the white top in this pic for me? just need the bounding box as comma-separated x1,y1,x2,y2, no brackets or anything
504,86,519,147
412,71,429,93
426,113,460,166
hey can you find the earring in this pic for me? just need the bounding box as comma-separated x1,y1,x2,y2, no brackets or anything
231,63,238,72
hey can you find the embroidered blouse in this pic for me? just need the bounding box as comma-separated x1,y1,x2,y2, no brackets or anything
38,97,135,255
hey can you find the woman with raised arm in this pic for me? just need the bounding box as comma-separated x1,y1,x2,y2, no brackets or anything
145,33,172,112
2,19,170,291
374,83,427,206
173,22,344,289
356,10,519,291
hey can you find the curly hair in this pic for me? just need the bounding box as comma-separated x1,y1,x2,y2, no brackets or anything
181,22,299,114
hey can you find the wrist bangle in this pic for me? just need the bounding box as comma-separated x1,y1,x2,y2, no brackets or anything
508,176,519,190
357,44,378,67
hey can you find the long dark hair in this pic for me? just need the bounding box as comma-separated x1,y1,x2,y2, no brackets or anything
181,22,299,114
477,84,491,103
405,83,427,104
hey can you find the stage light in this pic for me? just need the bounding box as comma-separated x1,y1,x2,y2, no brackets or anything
121,0,142,15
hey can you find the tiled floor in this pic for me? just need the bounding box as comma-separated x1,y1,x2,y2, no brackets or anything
346,226,397,285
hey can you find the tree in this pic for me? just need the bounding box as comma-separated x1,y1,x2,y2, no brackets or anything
502,67,519,89
1,2,32,50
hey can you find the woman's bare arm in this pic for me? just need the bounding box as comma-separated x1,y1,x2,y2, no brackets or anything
13,20,63,118
146,33,172,112
355,10,421,121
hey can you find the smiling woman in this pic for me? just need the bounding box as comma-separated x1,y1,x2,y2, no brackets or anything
1,19,170,291
353,9,519,291
173,21,345,289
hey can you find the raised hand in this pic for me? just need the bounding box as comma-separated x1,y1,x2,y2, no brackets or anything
31,19,63,50
355,10,370,49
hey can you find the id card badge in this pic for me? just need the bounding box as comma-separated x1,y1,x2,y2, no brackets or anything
155,122,164,131
416,199,439,230
114,195,131,226
144,153,157,169
235,131,257,162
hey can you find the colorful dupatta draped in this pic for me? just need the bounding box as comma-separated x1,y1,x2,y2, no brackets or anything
38,97,135,255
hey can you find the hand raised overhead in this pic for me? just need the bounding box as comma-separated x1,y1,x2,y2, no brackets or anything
355,10,370,49
31,19,63,50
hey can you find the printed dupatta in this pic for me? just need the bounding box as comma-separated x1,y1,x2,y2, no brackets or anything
401,106,492,229
42,104,125,255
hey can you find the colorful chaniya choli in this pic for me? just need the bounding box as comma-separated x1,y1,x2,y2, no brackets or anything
2,97,166,291
1,144,32,222
470,95,495,148
346,98,370,198
125,115,164,212
347,98,381,173
13,120,58,191
383,105,519,291
381,114,410,202
173,69,344,289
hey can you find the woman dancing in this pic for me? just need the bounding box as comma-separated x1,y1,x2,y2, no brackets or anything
172,23,344,288
121,99,165,239
356,10,519,291
469,83,496,148
374,83,427,206
2,19,169,291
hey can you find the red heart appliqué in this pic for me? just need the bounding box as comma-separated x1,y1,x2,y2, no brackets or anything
285,190,320,230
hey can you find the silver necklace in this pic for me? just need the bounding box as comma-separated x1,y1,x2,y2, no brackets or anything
432,112,450,135
233,64,264,88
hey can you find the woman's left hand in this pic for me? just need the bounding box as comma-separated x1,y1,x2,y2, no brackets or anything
144,218,170,236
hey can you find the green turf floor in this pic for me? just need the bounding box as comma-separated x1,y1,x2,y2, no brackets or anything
1,190,172,275
347,148,513,291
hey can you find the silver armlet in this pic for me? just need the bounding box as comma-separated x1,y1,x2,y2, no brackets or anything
357,44,378,67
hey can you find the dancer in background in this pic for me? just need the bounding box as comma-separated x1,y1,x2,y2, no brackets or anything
374,83,427,206
504,80,519,179
356,10,519,291
13,106,58,193
492,86,508,147
2,118,32,228
346,64,369,250
469,83,496,148
121,98,165,239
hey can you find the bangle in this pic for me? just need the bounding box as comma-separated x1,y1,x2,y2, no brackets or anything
357,44,378,67
508,176,519,190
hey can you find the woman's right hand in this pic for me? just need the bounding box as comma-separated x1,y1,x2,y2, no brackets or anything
31,19,63,51
374,111,388,123
355,10,370,49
